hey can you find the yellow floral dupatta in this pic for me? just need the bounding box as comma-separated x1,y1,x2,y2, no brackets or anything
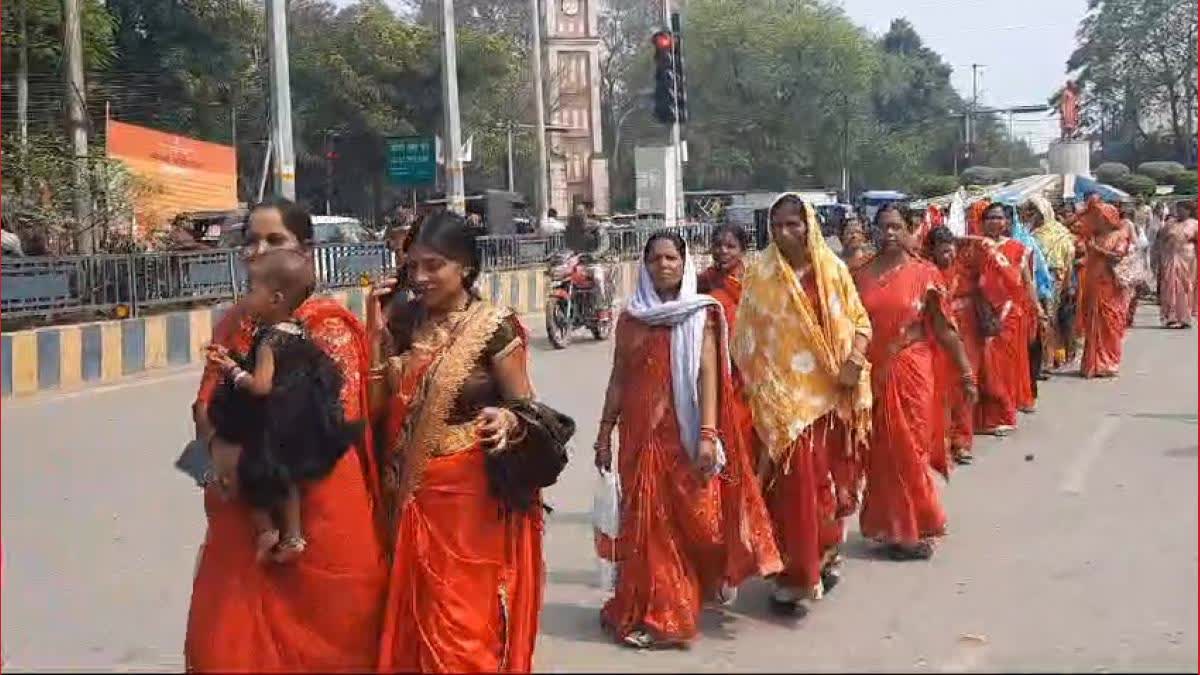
731,198,873,472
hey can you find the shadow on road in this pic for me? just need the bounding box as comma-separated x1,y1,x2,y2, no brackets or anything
1163,445,1198,459
538,602,612,645
1127,412,1198,424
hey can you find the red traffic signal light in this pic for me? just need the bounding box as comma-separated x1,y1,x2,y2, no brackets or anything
652,31,673,51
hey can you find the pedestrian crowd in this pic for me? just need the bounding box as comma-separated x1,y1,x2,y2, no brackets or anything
181,191,1197,671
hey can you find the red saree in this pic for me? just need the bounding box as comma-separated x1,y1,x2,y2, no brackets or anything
376,302,543,673
186,297,387,673
1081,224,1132,377
976,239,1032,431
769,414,856,592
765,272,861,594
855,260,948,547
939,241,1019,452
601,312,725,645
697,263,782,588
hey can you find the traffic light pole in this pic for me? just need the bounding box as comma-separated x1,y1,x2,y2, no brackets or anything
664,3,684,224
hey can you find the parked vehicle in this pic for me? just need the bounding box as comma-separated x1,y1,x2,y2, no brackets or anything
544,251,615,349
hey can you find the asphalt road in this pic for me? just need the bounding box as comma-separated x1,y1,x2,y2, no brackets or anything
2,306,1196,672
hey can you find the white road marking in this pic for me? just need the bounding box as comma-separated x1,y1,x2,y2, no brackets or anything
1060,415,1122,495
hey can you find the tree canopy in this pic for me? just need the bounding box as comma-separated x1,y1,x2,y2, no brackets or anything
2,0,1055,239
1067,0,1198,165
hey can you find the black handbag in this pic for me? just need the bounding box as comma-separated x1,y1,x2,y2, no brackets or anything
485,399,576,512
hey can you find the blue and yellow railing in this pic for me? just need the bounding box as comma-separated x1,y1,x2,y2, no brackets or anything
1,261,649,397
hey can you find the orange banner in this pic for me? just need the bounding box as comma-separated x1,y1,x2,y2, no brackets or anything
106,120,237,235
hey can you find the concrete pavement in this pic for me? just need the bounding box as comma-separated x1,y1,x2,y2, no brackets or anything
2,307,1196,671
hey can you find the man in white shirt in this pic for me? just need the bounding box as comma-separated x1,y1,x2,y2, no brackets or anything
541,208,565,235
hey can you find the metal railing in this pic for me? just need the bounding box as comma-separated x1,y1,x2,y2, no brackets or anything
2,221,756,322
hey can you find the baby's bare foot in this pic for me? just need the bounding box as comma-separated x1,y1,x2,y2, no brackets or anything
255,529,280,563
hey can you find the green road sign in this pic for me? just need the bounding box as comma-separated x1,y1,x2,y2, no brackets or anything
386,136,436,186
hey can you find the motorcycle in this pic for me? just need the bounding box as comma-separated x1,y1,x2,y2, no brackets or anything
544,251,615,349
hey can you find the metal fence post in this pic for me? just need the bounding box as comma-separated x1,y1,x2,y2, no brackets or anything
228,251,241,302
126,254,139,317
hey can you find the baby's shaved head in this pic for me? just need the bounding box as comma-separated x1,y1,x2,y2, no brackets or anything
249,249,315,312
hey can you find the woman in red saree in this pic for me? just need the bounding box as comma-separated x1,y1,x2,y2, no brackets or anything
186,199,387,672
595,232,779,649
976,203,1041,434
840,215,877,273
1079,195,1133,378
854,205,977,560
1156,202,1198,329
732,195,872,616
697,224,783,595
928,227,1018,464
369,213,547,672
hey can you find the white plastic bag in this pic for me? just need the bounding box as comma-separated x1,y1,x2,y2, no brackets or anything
592,470,620,594
947,188,967,237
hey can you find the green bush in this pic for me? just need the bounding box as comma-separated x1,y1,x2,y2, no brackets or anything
1136,161,1187,183
912,174,960,198
1013,167,1043,179
1095,162,1131,184
960,166,1014,186
1172,170,1198,195
1110,173,1158,198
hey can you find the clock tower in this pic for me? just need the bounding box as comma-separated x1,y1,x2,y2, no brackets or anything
544,0,609,215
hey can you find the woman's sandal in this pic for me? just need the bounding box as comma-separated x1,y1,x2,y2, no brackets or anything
887,541,935,561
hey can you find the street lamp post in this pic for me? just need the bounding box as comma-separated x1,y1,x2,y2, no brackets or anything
529,0,550,227
440,0,467,215
266,0,296,200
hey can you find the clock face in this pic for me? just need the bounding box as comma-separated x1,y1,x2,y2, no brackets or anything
561,0,580,16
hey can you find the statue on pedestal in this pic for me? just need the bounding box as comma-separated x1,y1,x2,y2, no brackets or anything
1060,80,1080,140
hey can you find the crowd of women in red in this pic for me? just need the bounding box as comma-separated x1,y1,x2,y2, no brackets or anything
183,192,1195,669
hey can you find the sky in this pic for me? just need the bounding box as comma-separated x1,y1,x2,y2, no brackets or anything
334,0,1087,154
835,0,1087,153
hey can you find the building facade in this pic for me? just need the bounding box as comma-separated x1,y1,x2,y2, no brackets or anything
544,0,609,215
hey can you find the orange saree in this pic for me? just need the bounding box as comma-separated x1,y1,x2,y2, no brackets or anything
186,297,387,673
376,302,543,673
697,262,783,589
1080,224,1132,378
601,312,726,645
855,260,949,547
976,239,1032,431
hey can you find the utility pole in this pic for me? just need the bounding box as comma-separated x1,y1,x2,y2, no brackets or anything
440,0,467,215
506,124,516,193
967,63,983,162
64,0,93,253
529,0,550,225
266,0,296,200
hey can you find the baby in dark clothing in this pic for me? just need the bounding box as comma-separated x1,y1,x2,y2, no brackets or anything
205,249,362,563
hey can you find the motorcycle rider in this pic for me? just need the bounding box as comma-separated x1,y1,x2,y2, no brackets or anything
560,204,613,312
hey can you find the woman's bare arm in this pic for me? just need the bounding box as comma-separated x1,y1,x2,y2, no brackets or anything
698,314,719,431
